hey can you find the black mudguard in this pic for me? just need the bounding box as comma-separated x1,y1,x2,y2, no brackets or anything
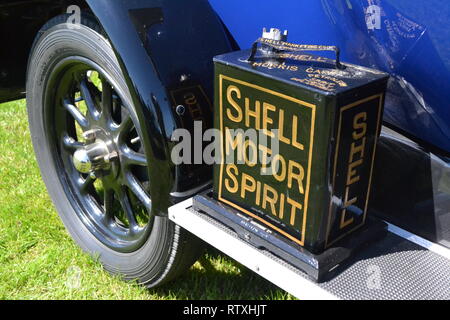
86,0,235,215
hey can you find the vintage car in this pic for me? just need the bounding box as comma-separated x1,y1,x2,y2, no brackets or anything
0,0,449,299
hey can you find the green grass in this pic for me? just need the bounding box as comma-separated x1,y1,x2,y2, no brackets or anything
0,99,294,300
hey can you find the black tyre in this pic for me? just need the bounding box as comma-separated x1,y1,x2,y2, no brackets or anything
26,14,203,287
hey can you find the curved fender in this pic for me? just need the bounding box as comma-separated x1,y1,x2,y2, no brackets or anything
86,0,235,215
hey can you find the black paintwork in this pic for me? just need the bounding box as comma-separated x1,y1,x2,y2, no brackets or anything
0,0,88,102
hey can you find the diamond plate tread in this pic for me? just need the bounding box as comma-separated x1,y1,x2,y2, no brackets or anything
320,233,450,300
188,207,450,300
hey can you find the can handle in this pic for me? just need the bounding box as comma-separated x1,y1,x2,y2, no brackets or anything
248,37,344,70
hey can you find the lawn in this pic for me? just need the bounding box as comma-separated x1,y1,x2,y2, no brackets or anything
0,99,293,300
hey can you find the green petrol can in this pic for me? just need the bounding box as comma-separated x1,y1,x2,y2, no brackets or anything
212,38,389,253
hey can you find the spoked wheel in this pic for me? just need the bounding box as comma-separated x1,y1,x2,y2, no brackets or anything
54,61,152,253
26,13,204,287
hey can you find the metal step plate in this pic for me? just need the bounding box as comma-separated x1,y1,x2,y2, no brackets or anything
169,198,450,300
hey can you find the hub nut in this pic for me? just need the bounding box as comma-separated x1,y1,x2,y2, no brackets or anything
72,140,114,174
82,129,101,143
73,149,92,174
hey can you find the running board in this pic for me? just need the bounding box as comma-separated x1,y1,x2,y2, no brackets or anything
168,198,450,300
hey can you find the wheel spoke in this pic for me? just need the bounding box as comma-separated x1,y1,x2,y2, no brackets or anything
117,187,138,229
62,134,84,152
125,173,151,210
80,79,100,120
122,147,147,167
118,114,133,136
79,174,95,193
63,99,89,128
103,188,115,219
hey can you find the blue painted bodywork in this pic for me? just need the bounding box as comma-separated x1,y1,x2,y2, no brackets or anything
209,0,450,153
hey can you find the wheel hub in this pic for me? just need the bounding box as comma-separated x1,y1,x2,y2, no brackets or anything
73,128,119,175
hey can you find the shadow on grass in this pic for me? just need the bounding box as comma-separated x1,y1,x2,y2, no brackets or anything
149,247,293,300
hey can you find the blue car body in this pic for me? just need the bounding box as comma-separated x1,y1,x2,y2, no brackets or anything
210,0,450,154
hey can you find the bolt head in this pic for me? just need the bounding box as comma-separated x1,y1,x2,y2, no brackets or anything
82,129,99,142
176,105,186,116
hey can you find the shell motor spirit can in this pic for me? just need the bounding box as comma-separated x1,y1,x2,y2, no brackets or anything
205,36,389,256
